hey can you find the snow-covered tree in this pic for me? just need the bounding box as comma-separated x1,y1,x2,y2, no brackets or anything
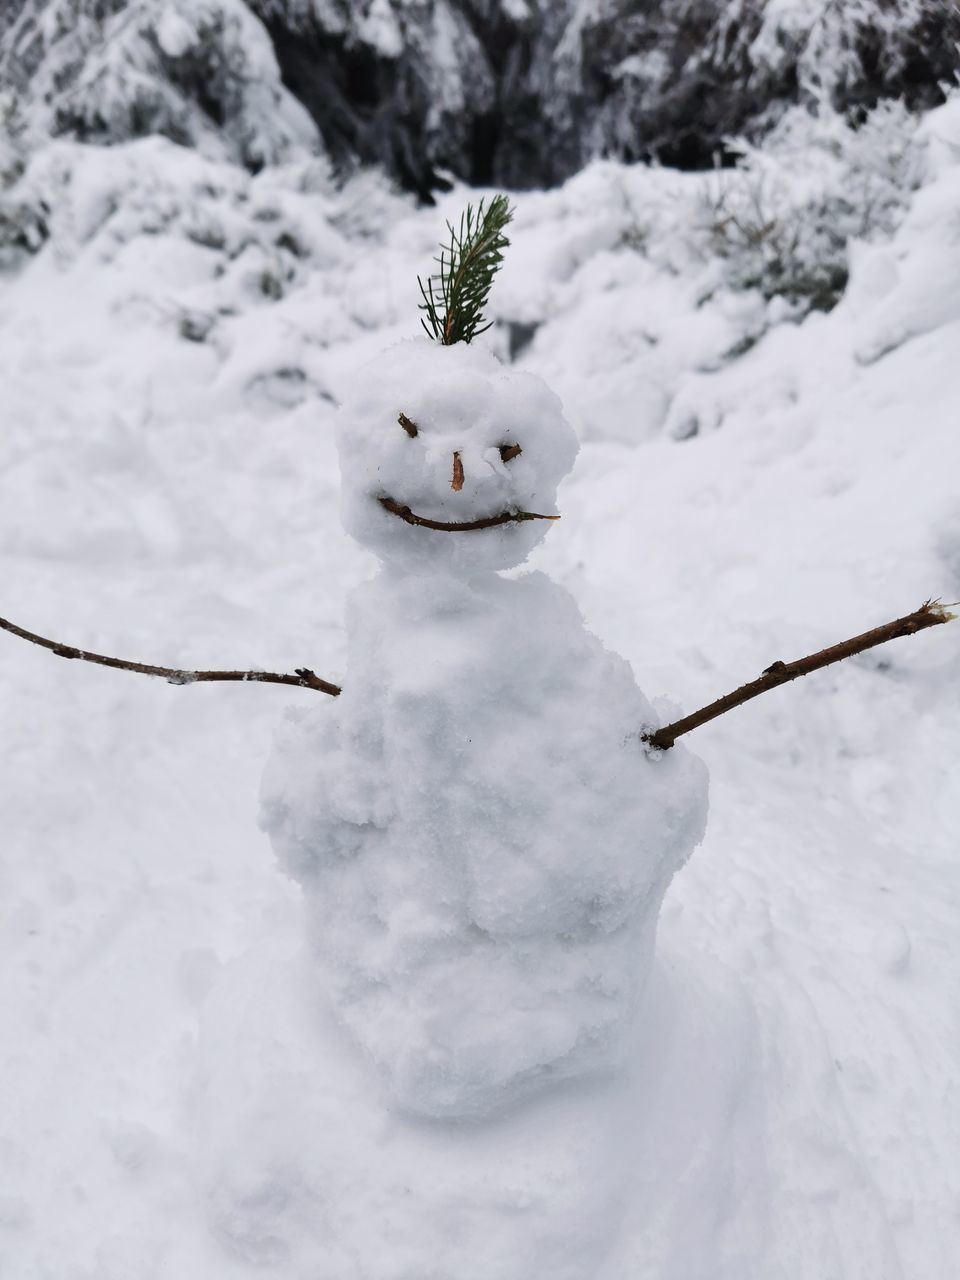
0,0,320,170
2,0,956,192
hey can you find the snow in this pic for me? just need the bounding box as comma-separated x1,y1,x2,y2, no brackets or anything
6,0,954,197
1,92,960,1277
356,0,403,59
155,5,196,58
0,0,321,171
189,939,762,1279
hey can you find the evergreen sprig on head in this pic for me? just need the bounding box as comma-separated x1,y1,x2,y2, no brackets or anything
418,194,514,345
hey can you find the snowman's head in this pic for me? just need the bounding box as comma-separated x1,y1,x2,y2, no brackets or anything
336,339,579,573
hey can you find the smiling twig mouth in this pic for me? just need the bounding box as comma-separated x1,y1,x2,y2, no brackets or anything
378,496,560,532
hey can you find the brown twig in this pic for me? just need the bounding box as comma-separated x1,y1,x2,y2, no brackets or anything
0,613,341,696
644,599,955,751
378,496,559,533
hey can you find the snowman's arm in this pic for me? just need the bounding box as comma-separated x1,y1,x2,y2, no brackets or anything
0,612,342,696
644,599,954,751
4,600,952,727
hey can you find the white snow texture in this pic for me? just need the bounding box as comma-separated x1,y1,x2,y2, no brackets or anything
261,340,707,1117
2,80,960,1280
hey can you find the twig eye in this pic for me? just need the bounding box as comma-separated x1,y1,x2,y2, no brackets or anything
398,412,418,438
499,443,522,462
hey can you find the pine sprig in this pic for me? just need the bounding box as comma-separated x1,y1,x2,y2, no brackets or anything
418,194,514,345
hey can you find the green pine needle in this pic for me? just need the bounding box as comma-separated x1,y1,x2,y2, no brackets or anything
418,194,514,345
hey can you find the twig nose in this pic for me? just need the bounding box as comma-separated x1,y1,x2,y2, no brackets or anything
452,451,465,491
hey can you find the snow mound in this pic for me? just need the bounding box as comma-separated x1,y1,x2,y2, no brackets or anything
189,938,764,1280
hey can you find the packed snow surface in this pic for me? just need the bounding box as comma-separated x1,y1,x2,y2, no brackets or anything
1,98,960,1278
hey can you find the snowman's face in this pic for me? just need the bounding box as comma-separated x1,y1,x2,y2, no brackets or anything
336,340,579,574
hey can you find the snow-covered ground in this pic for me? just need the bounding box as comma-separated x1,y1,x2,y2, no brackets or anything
1,96,959,1278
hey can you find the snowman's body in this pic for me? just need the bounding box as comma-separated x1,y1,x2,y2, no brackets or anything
261,340,708,1119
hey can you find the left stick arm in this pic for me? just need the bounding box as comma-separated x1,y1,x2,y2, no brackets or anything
0,613,342,697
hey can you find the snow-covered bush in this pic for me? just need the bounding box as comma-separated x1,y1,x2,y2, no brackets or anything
736,0,955,113
4,136,325,263
0,0,320,171
0,90,49,268
701,101,924,312
0,90,29,189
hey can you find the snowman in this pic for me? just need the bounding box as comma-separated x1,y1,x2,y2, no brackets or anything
260,211,708,1118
